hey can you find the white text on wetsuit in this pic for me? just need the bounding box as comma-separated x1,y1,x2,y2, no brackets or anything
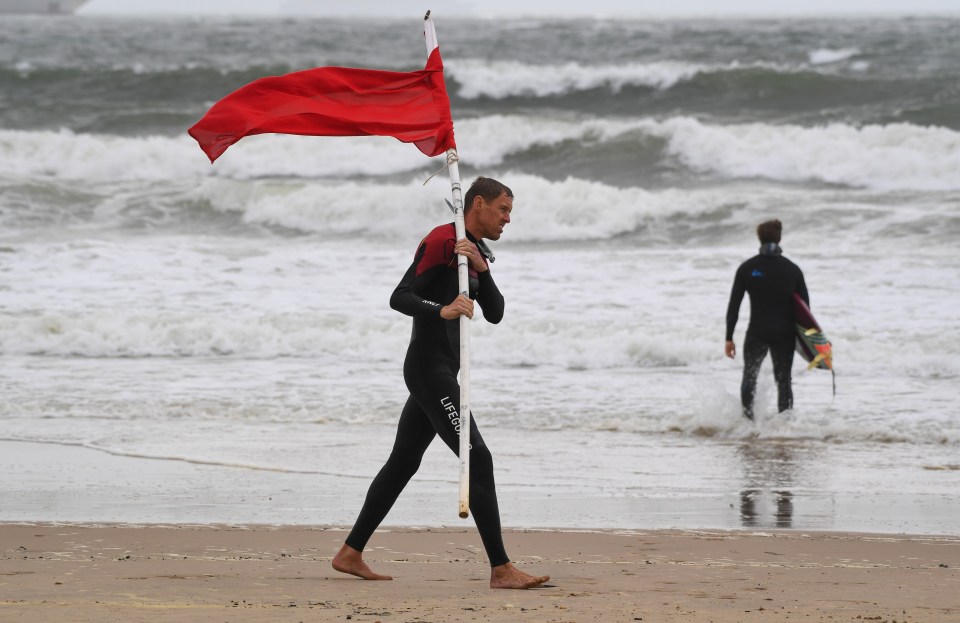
440,396,460,433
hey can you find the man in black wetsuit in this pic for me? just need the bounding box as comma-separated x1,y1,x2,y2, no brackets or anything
332,177,549,590
725,219,809,420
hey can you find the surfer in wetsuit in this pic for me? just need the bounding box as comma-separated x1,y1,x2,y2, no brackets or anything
332,177,549,590
725,219,809,420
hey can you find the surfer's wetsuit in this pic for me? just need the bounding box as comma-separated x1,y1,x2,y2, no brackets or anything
345,223,509,567
726,244,809,419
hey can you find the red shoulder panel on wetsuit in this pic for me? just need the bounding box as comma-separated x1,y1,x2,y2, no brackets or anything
415,223,456,276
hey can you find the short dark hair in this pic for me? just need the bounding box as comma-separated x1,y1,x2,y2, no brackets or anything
463,176,513,213
757,219,782,244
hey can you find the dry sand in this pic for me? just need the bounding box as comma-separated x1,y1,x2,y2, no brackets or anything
1,523,958,622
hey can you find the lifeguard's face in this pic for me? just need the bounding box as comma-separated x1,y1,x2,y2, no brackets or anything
472,192,513,241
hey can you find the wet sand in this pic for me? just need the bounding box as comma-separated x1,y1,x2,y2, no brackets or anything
1,523,958,622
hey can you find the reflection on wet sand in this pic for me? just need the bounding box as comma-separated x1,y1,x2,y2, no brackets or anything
737,441,800,529
740,489,794,528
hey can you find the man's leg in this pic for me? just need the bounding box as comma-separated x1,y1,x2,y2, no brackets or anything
407,360,548,589
333,396,435,580
437,415,507,565
432,408,549,588
770,332,796,412
406,365,510,566
740,333,768,420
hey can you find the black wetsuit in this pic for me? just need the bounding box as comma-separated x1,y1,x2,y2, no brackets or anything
726,245,809,419
345,223,509,567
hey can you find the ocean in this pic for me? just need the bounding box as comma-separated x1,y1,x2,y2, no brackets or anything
1,15,958,533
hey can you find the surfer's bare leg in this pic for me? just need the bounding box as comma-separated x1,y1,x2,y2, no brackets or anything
332,544,392,580
489,562,549,589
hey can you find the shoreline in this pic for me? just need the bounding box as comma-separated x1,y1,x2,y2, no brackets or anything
4,438,960,536
2,523,958,622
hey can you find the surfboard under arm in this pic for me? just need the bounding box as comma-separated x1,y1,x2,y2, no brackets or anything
793,293,835,396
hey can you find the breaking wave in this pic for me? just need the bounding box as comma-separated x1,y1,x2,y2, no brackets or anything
2,116,958,191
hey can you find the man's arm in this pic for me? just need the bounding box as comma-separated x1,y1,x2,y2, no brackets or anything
475,271,505,324
389,243,446,317
453,238,504,324
725,266,746,355
725,267,746,341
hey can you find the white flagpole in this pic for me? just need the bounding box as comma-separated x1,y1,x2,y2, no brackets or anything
424,11,471,519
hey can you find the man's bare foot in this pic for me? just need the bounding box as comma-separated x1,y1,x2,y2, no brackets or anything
332,544,392,580
489,562,550,589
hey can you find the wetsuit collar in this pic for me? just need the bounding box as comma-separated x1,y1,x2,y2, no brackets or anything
759,242,782,257
464,227,496,263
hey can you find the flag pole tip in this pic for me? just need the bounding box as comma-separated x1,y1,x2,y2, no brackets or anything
424,10,431,20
